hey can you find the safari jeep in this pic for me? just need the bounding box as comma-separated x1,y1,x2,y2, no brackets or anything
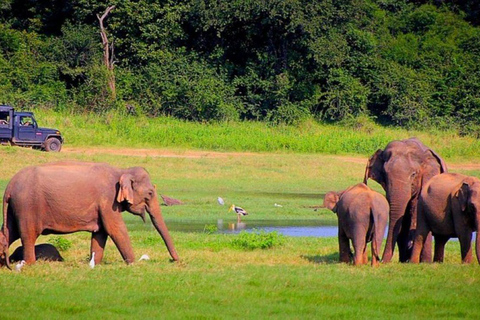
0,105,63,152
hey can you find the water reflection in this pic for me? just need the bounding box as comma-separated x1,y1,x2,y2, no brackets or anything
167,219,338,237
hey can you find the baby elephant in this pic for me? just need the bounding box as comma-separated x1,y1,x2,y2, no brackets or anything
324,183,389,266
411,173,480,264
9,243,64,263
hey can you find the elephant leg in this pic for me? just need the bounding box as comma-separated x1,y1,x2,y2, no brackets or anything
433,235,449,263
411,226,429,264
91,229,108,264
371,240,379,267
420,232,433,263
352,231,367,266
103,218,135,264
382,220,399,263
458,231,473,264
20,235,37,264
338,228,351,263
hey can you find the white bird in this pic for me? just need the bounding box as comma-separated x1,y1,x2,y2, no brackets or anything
15,260,26,272
138,254,150,261
274,203,283,207
89,252,95,269
229,204,249,223
217,197,225,205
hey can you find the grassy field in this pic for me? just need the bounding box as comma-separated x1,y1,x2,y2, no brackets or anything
1,117,480,318
34,109,480,160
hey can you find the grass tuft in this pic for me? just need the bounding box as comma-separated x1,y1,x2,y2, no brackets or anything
231,230,285,250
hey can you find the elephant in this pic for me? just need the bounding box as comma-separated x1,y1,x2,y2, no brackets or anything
0,161,179,268
323,183,389,266
364,138,447,262
411,173,480,264
9,243,64,262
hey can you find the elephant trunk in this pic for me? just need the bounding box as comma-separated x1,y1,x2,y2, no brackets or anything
382,190,410,263
476,219,480,265
148,196,179,261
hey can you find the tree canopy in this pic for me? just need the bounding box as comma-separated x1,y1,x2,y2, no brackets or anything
0,0,479,132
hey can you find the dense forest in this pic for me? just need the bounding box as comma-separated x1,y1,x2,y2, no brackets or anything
0,0,479,132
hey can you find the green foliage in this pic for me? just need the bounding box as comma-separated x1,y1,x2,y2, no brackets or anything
203,224,218,234
128,51,241,121
0,0,479,130
231,230,285,250
47,236,72,252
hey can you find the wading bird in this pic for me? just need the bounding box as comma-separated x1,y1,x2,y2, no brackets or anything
89,252,95,269
138,254,150,261
217,197,225,205
15,260,25,272
229,204,249,223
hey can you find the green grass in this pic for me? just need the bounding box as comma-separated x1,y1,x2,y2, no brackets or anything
1,123,480,318
1,232,479,319
34,109,480,160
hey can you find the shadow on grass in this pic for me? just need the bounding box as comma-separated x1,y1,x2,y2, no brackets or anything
301,253,339,264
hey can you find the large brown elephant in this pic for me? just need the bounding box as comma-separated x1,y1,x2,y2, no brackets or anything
364,138,447,262
411,173,480,264
0,161,179,268
324,183,389,266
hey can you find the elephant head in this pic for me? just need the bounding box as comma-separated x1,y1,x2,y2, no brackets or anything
0,231,10,269
323,191,340,213
363,138,447,262
455,177,480,264
117,167,179,261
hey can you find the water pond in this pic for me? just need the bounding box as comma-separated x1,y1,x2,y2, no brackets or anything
165,219,338,237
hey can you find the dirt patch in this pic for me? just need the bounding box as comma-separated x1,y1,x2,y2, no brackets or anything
63,147,258,159
62,147,480,170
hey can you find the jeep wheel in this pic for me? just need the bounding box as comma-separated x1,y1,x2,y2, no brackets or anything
44,137,62,152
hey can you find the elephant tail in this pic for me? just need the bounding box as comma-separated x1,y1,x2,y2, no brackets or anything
2,191,11,269
370,216,381,262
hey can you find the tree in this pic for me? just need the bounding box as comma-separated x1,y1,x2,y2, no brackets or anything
97,5,116,100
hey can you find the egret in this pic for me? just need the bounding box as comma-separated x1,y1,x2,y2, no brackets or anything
89,252,95,269
138,254,150,261
15,260,26,272
217,197,225,205
228,204,249,223
274,203,283,207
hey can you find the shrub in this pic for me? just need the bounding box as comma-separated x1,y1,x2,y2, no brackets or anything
48,236,72,252
203,224,218,234
231,230,285,250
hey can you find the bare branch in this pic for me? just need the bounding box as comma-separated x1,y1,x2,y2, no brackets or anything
97,5,117,100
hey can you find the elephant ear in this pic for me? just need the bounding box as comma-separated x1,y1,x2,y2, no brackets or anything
364,149,386,189
426,149,448,173
117,174,134,204
324,191,340,212
455,182,470,213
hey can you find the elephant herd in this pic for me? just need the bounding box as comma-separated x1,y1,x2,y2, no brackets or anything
325,137,480,266
0,137,478,269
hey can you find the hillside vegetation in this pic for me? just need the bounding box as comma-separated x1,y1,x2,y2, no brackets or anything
1,0,480,134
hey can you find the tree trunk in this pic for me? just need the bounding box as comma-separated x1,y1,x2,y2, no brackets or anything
97,6,116,100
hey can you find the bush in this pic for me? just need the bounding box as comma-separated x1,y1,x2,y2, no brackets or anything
203,224,218,234
231,230,285,250
48,236,72,252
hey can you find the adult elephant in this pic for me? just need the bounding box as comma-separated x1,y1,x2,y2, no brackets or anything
0,161,179,267
363,138,447,262
411,173,480,264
